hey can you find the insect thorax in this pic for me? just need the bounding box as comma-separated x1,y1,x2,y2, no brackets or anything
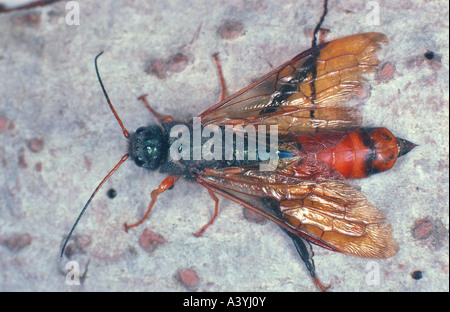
128,121,282,180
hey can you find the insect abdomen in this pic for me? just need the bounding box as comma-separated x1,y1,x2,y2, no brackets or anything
297,128,414,179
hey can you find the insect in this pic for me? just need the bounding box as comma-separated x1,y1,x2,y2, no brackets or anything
61,1,415,290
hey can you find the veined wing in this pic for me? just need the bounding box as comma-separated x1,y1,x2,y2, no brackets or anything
196,165,398,258
200,33,387,133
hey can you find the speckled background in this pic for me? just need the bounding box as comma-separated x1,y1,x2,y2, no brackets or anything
0,0,448,292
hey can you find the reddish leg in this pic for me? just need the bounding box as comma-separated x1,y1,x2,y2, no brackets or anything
138,94,175,123
193,190,219,237
318,28,330,44
313,276,331,292
124,175,179,232
212,53,227,101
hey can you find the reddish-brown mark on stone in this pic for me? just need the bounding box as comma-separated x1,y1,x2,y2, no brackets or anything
0,233,32,252
218,21,244,40
167,53,188,73
12,11,41,26
28,137,44,153
0,116,14,133
62,234,92,258
412,218,433,240
18,147,28,168
176,268,200,290
147,60,166,79
0,116,8,132
378,62,395,81
146,53,189,79
84,156,92,171
139,228,167,252
412,217,449,250
34,162,42,172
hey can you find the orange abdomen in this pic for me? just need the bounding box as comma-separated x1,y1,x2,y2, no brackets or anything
295,128,411,179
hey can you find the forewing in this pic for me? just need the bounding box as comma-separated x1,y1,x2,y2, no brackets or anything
200,33,387,133
197,166,398,258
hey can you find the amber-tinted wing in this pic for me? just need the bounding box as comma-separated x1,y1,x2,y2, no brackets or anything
196,165,398,258
199,33,387,133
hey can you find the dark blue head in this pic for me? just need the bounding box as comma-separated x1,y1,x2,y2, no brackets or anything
128,125,168,170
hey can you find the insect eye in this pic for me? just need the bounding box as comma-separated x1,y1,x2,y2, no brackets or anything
135,127,146,134
134,156,145,167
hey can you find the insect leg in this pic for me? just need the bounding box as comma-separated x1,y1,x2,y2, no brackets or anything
124,175,179,232
193,190,219,237
318,28,330,44
310,0,329,106
312,0,329,47
282,228,330,291
213,53,227,101
137,94,175,123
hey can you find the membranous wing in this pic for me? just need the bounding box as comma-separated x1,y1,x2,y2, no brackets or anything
196,165,398,258
200,33,387,133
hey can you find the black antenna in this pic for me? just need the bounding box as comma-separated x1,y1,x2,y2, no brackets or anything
60,154,129,257
60,52,131,257
94,52,130,139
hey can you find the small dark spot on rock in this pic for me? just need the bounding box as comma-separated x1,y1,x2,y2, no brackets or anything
423,50,442,70
127,245,138,259
424,51,434,60
107,188,117,199
411,270,423,280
